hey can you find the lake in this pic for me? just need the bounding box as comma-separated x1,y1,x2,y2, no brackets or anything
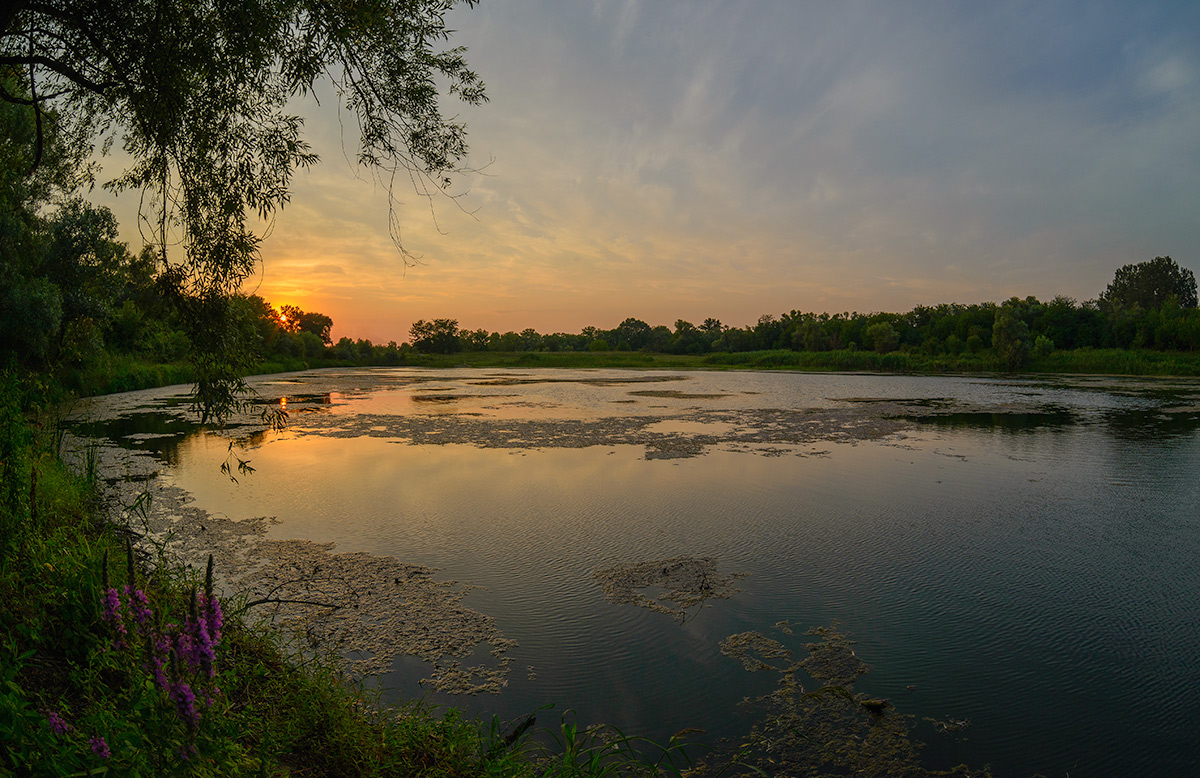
68,368,1200,777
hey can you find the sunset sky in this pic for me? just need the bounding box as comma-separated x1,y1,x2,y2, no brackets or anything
97,0,1200,344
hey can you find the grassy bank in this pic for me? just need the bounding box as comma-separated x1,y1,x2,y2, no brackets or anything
355,347,1200,376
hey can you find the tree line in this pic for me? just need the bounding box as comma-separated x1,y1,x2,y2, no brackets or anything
409,256,1199,370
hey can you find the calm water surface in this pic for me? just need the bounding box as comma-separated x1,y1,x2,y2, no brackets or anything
75,369,1200,777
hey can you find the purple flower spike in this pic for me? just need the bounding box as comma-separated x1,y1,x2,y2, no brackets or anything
170,681,199,728
148,631,172,691
176,629,202,671
89,735,111,759
45,710,73,735
125,586,153,629
205,594,223,643
101,588,126,647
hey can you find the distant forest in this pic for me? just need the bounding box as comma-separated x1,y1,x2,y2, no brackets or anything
9,213,1195,384
403,255,1198,370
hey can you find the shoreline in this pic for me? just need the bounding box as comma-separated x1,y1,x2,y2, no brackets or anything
64,386,520,696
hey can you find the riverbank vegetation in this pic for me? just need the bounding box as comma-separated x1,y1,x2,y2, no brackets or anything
13,236,1198,400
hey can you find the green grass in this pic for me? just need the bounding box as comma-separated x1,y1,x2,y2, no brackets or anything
1031,347,1200,376
62,352,198,396
304,347,1200,377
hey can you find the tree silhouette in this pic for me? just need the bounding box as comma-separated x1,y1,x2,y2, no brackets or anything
1101,256,1197,312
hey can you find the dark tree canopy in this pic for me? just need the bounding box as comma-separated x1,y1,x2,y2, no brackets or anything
409,318,461,354
0,72,129,368
293,309,333,346
992,299,1031,370
1,0,485,418
1101,256,1197,312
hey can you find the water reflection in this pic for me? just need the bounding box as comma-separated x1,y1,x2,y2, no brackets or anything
904,408,1076,433
73,410,201,464
1100,407,1200,439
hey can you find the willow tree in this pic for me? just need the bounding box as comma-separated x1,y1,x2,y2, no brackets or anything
0,0,486,419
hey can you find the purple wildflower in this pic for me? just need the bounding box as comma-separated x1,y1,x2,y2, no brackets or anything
44,710,73,735
101,587,126,646
203,593,223,644
194,625,215,677
148,632,172,691
175,628,200,671
89,735,111,759
190,599,218,676
124,586,153,630
169,681,199,728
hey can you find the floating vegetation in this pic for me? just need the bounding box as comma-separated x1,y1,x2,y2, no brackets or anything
800,623,870,687
593,557,746,621
412,392,520,403
905,409,1077,432
303,406,908,460
719,630,794,672
842,396,958,408
705,623,991,777
238,538,516,692
627,390,730,399
926,716,972,736
468,375,688,387
426,658,515,696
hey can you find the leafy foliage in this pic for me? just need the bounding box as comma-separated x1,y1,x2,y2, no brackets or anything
2,0,486,419
410,317,463,354
992,300,1032,371
1101,255,1197,312
422,258,1197,364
